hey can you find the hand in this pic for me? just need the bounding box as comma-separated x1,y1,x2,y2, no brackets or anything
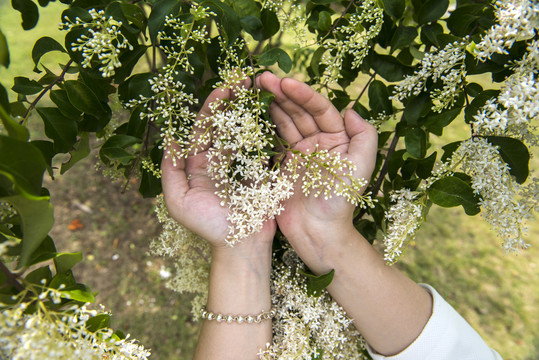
257,72,378,269
161,84,276,252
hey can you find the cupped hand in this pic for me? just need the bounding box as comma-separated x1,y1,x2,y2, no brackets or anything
257,73,378,262
161,84,276,251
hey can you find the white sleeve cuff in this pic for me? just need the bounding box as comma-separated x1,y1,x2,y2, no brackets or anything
366,284,503,360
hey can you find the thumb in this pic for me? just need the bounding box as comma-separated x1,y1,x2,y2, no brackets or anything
344,109,378,179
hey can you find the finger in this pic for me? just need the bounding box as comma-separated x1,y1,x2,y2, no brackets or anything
280,77,345,134
258,72,320,137
344,109,378,176
269,102,303,145
161,143,188,206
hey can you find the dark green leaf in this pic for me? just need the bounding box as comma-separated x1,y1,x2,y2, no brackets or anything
403,93,429,126
12,76,43,95
441,141,461,162
301,269,335,297
50,89,82,119
371,53,413,82
390,26,417,52
405,127,427,158
54,252,83,274
368,80,392,115
118,72,154,103
30,140,55,177
317,11,332,33
387,149,406,180
0,99,29,141
0,135,46,196
424,107,461,135
487,136,530,184
2,195,54,267
355,219,377,244
226,0,259,18
63,80,107,119
148,0,181,43
309,46,326,78
25,266,52,285
86,314,111,332
464,89,499,123
12,0,39,30
112,44,148,83
416,152,437,179
428,176,480,215
0,30,9,68
240,16,264,40
202,0,241,44
36,107,78,153
258,48,292,73
139,144,163,198
466,82,483,97
418,0,449,24
61,132,91,174
381,0,405,19
100,135,141,165
32,37,66,73
260,9,279,40
28,235,57,266
420,23,443,47
120,3,147,31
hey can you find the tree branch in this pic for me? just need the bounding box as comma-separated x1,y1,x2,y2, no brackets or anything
350,72,376,110
0,261,25,292
21,59,74,124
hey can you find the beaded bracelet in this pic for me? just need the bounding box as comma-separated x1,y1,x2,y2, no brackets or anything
200,307,275,324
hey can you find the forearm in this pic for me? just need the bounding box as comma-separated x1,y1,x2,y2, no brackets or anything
194,244,273,360
292,225,432,356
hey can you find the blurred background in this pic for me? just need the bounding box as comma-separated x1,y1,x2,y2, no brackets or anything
1,2,538,359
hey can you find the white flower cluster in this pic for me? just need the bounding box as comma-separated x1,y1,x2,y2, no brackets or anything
61,9,133,77
0,289,150,360
320,0,383,84
474,0,539,61
126,72,199,166
158,6,213,75
259,260,368,360
149,196,210,317
287,148,374,208
383,189,425,264
392,40,468,112
451,138,537,252
472,39,539,146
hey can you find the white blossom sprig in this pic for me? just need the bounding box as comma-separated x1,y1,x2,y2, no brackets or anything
61,9,133,78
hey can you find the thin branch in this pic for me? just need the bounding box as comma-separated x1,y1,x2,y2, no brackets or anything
0,261,25,292
354,129,400,222
350,72,376,110
21,59,74,124
319,0,356,43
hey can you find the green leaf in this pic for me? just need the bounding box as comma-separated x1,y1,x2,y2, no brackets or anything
120,3,147,32
118,72,154,103
424,107,461,136
25,265,52,285
0,100,29,141
309,46,326,78
417,0,449,24
12,76,43,95
403,93,429,126
62,286,95,303
63,80,107,119
31,140,55,177
371,53,413,82
226,0,260,18
368,80,392,116
86,314,111,332
428,176,480,215
32,37,66,73
404,127,427,158
260,9,279,40
50,89,82,119
28,235,57,266
113,44,148,83
0,135,46,196
420,23,443,48
54,252,83,274
139,143,163,198
258,48,292,73
0,30,9,68
36,107,78,153
390,26,417,52
301,269,335,297
381,0,405,19
148,0,182,43
240,16,264,40
61,132,90,174
2,195,54,267
317,11,332,33
486,136,530,184
464,89,499,123
12,0,39,30
202,0,241,44
100,135,141,165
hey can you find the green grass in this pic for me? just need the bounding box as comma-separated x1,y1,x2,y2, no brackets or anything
2,3,539,359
